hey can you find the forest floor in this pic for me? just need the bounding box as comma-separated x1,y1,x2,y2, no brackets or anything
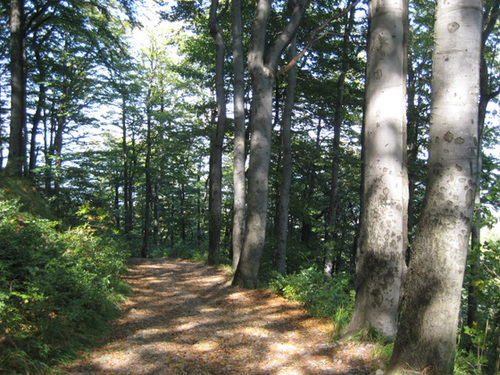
57,258,385,375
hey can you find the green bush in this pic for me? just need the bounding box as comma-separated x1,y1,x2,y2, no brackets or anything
0,195,130,374
151,240,208,263
270,265,354,334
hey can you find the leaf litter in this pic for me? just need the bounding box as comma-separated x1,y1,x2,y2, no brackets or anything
57,258,384,374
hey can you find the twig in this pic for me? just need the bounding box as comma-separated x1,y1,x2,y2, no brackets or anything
484,263,500,281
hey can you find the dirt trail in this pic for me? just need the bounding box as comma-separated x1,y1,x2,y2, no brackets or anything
59,258,382,374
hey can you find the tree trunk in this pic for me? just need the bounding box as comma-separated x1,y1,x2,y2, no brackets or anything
468,0,500,330
53,112,65,194
29,30,51,173
114,183,121,230
232,72,274,288
180,183,186,242
344,0,408,339
42,105,53,193
231,0,246,271
232,0,309,288
153,178,160,248
208,0,227,266
121,96,133,237
141,109,152,258
275,32,297,276
389,0,482,372
406,57,419,239
29,81,46,173
324,6,356,277
129,132,137,236
197,170,202,246
7,0,26,176
0,83,3,171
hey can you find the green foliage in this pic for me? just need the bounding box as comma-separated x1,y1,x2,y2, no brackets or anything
0,193,130,374
459,236,500,374
269,266,354,334
150,240,209,264
455,324,490,375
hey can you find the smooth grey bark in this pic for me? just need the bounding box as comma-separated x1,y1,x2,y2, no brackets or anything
208,0,227,266
232,0,309,288
389,0,482,373
275,35,297,276
344,0,408,339
7,0,26,176
231,0,246,271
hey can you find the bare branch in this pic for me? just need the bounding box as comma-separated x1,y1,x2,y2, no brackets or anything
484,263,500,282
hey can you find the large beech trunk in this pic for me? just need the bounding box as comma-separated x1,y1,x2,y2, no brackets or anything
232,0,309,288
232,73,274,288
344,0,408,339
275,35,296,276
231,0,246,271
208,0,227,266
389,0,482,372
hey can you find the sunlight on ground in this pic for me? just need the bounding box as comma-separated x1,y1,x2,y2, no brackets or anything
61,259,381,374
238,326,273,338
193,339,220,351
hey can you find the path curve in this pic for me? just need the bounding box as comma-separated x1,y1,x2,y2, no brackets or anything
60,258,380,374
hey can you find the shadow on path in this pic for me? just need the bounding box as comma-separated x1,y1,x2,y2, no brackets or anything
58,258,381,375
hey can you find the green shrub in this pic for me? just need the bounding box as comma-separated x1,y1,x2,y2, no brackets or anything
455,323,490,375
0,194,130,374
270,265,354,334
152,240,208,263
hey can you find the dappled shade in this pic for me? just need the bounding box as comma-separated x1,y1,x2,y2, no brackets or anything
61,258,383,374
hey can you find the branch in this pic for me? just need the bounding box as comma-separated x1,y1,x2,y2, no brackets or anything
209,0,226,37
248,0,272,71
484,263,500,282
482,0,500,43
266,0,310,72
277,0,361,76
490,87,500,98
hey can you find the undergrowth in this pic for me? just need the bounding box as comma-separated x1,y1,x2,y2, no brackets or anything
269,266,395,367
269,265,355,335
0,193,131,374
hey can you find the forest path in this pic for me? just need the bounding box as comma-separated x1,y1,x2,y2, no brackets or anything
59,258,381,375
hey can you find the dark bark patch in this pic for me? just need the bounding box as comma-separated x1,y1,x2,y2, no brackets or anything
432,162,444,175
447,22,460,33
370,288,383,308
444,131,454,143
466,188,474,208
